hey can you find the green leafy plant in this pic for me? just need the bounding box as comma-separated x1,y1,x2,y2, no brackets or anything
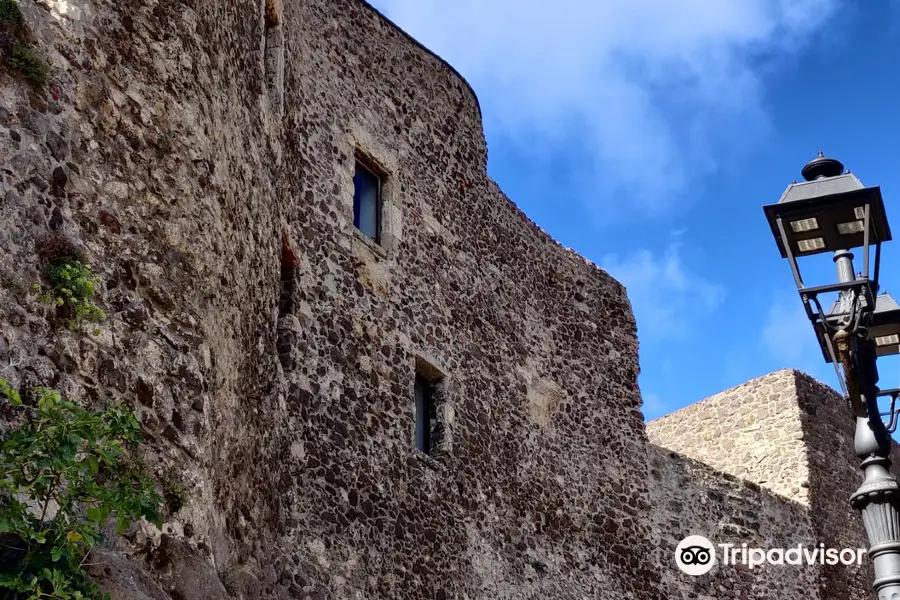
34,261,106,331
0,379,164,600
0,0,50,88
0,0,24,27
0,0,25,30
8,44,48,87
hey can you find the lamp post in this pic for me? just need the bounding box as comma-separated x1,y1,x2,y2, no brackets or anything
764,152,900,600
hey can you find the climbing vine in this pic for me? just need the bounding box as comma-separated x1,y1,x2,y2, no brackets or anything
0,379,163,599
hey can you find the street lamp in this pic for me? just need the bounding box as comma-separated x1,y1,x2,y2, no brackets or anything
764,152,900,600
811,294,900,364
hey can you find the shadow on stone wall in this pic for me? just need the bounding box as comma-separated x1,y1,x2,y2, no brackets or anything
794,370,900,600
645,368,900,600
646,443,826,599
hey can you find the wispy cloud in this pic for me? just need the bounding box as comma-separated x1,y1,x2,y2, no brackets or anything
371,0,837,217
758,293,849,394
600,238,725,340
760,294,830,377
641,391,671,420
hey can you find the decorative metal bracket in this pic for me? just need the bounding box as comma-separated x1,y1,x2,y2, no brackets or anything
878,388,900,433
810,284,870,404
834,329,866,417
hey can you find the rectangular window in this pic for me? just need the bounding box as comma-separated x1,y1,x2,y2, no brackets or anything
414,375,433,454
353,160,381,242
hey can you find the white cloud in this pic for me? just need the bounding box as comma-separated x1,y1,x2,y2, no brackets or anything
641,391,670,420
762,295,823,365
759,293,846,389
600,239,725,339
370,0,837,216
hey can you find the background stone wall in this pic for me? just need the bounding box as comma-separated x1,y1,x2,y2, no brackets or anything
648,369,900,600
793,371,900,599
647,444,823,599
646,369,812,504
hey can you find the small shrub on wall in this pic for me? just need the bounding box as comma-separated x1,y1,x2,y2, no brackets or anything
0,379,164,600
0,0,50,87
32,235,106,332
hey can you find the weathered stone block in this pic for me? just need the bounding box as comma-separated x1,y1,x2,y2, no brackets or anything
264,0,281,27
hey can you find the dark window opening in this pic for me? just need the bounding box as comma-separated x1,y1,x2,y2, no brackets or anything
415,375,435,454
353,160,382,242
276,231,299,370
278,230,298,317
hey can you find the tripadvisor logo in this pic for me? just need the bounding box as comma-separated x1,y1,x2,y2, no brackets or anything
674,535,867,576
675,535,716,575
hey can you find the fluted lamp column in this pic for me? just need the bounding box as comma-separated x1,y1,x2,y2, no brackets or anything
851,398,900,600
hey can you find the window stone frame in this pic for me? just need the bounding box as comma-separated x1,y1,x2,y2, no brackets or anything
412,354,453,463
343,132,401,259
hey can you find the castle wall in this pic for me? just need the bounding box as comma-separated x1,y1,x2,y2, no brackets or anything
0,0,664,598
793,371,900,600
646,369,812,504
647,444,822,599
649,368,900,600
234,1,664,597
1,0,288,595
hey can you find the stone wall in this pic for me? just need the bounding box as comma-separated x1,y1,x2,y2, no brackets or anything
0,0,662,598
647,444,823,599
646,369,812,504
792,371,867,599
648,369,900,600
793,371,900,600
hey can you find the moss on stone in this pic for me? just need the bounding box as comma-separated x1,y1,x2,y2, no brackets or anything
0,0,49,87
160,468,189,515
9,42,48,85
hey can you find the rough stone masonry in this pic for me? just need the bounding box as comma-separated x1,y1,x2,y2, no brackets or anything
0,0,891,598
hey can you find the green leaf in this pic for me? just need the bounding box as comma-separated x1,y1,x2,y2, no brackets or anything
0,378,21,405
85,506,104,523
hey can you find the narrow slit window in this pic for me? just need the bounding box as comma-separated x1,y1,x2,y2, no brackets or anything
414,375,433,454
353,160,382,242
263,0,284,114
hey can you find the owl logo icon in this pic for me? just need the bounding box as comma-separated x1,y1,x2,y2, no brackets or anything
675,535,716,575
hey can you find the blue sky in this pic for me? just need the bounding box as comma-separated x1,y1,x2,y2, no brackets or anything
371,0,900,420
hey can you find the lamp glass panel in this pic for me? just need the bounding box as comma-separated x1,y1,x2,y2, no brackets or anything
797,237,826,253
790,217,819,233
876,334,900,346
837,221,866,235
